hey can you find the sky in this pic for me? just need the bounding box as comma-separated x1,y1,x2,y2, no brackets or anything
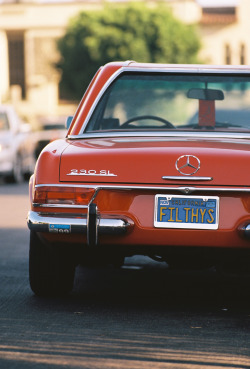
196,0,239,6
0,0,240,5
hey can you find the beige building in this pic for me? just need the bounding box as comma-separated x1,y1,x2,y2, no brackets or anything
0,0,248,119
0,0,101,118
198,0,248,65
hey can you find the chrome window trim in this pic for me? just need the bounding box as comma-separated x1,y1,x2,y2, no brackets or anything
67,131,250,140
77,65,250,135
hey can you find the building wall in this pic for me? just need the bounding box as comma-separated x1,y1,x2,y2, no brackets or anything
0,30,8,104
199,0,249,65
0,0,101,117
169,0,201,24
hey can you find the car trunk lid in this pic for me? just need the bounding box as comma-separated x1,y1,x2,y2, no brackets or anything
59,136,250,186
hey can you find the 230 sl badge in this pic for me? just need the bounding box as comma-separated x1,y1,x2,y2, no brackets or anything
67,169,117,176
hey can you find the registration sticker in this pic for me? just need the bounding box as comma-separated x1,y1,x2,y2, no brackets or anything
49,224,71,233
154,194,219,230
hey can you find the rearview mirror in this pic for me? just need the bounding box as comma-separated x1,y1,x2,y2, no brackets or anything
187,88,224,101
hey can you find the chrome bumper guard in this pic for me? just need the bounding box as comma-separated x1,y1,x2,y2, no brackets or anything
27,209,131,246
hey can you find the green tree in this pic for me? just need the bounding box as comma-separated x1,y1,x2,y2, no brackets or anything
57,4,201,100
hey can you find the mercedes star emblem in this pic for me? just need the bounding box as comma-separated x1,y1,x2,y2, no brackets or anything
175,155,200,175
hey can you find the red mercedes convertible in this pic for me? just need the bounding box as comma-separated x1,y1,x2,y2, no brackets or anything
28,61,250,295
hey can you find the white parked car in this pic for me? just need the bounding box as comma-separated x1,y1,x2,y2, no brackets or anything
0,105,32,183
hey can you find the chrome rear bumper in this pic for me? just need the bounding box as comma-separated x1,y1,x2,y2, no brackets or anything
27,209,132,246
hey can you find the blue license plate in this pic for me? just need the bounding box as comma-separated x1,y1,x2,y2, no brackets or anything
154,195,219,230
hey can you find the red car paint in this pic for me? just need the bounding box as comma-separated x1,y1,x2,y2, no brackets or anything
28,62,250,295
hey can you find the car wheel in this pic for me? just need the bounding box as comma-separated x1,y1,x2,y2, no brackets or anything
29,231,76,296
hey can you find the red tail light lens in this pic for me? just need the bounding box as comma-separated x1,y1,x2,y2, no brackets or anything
34,186,96,206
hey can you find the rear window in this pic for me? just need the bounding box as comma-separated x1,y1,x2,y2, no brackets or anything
85,72,250,133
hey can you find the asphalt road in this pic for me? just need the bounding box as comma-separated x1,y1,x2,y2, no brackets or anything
0,181,250,369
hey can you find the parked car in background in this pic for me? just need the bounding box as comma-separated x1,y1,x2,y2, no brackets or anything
0,105,32,183
32,117,67,159
18,116,68,180
27,61,250,296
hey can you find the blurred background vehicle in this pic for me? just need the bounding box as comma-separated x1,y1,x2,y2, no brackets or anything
0,106,68,183
19,115,68,179
0,105,32,183
32,117,67,159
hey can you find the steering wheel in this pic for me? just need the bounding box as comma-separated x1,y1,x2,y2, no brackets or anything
121,115,175,128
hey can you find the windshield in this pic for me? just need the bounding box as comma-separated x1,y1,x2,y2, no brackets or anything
85,72,250,133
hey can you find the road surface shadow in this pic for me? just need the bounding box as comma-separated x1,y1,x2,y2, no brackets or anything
67,256,250,314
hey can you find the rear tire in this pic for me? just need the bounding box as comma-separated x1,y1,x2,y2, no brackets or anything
29,231,75,296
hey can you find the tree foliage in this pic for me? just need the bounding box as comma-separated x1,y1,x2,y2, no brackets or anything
57,4,201,100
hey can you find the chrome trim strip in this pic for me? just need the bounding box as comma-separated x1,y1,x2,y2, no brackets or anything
68,131,250,140
162,176,213,181
33,203,88,209
34,183,250,193
125,64,250,73
27,210,130,235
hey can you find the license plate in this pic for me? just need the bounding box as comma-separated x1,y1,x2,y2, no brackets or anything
154,194,219,230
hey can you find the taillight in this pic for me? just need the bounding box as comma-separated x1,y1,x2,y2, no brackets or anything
33,186,96,206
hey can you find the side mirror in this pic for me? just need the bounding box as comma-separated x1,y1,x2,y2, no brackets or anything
66,116,73,129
